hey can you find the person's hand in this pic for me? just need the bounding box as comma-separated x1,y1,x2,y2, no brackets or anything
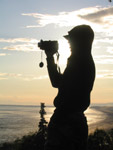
44,50,55,58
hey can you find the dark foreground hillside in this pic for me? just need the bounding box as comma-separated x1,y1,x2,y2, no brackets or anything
0,128,113,150
1,103,113,150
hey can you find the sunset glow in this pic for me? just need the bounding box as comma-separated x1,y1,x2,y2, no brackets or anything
0,0,113,105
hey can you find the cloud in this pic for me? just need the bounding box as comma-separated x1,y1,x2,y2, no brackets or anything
0,38,37,43
0,72,48,81
0,73,22,80
96,70,113,79
20,74,48,81
79,6,113,26
3,69,113,80
107,47,113,54
0,73,8,80
22,6,113,31
0,77,7,80
94,55,113,64
3,43,38,52
0,53,10,56
1,6,113,53
34,75,48,80
0,38,39,52
22,9,91,28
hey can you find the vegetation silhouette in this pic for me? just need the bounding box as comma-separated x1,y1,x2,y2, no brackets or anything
0,104,113,150
0,103,48,150
88,129,113,150
38,103,48,138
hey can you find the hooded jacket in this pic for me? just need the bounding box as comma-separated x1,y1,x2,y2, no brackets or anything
46,52,95,113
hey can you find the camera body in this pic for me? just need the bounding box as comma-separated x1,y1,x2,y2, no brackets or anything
38,40,58,54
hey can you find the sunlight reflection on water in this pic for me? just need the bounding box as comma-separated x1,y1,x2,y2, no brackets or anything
0,105,107,144
45,107,106,125
85,107,106,125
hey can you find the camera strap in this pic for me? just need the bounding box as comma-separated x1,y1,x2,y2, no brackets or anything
56,52,61,73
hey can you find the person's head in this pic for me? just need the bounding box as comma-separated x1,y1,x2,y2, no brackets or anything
64,25,94,54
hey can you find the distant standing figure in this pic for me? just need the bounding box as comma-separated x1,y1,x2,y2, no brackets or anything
44,25,95,150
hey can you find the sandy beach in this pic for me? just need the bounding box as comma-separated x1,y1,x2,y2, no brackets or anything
88,106,113,133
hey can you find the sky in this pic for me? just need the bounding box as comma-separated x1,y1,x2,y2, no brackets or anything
0,0,113,105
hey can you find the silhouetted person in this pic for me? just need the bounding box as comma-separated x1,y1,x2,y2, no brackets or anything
44,25,95,150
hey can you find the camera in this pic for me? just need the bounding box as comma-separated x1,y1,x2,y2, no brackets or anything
38,40,58,54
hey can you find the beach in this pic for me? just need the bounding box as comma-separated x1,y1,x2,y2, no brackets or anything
0,104,113,144
88,106,113,133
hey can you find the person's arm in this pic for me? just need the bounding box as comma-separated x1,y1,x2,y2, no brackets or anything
46,56,62,88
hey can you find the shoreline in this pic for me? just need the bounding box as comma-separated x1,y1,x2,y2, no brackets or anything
0,105,113,144
88,106,113,133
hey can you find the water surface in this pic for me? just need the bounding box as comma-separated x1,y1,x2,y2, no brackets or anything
0,105,107,144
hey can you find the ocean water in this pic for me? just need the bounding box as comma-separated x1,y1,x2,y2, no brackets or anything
0,105,107,144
